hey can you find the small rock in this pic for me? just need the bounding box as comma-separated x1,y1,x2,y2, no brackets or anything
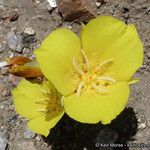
34,0,40,4
10,140,37,150
47,0,57,8
0,133,8,150
24,27,35,35
7,31,24,52
146,52,150,58
0,84,7,97
16,35,24,52
38,1,53,12
137,117,142,123
7,31,18,50
22,33,36,44
57,0,97,22
147,122,150,127
8,74,21,86
23,127,36,139
138,122,146,130
0,43,5,53
9,10,19,22
95,2,101,8
45,3,53,12
0,12,8,20
35,136,41,141
0,61,7,68
67,26,72,29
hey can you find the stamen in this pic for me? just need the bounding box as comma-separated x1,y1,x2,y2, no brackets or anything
92,83,108,94
73,57,84,75
97,76,116,83
76,81,85,97
95,58,114,74
40,89,53,97
81,49,90,68
36,108,48,113
34,98,50,105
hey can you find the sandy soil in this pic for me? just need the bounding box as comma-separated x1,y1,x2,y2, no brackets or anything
0,0,150,150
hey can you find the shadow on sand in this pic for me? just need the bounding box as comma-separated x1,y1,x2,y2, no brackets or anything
43,107,138,150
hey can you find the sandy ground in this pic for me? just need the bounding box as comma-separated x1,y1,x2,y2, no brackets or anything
0,0,150,150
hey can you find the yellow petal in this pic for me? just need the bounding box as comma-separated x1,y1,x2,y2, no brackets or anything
81,16,143,81
28,112,64,136
101,24,143,81
12,79,52,119
64,81,130,124
34,28,81,96
81,16,127,57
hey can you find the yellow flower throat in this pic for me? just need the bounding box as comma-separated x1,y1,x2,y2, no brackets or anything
34,86,63,116
73,49,116,97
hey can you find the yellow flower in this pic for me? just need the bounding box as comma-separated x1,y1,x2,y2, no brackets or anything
12,79,64,136
34,16,143,124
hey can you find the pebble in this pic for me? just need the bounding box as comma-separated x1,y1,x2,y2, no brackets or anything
10,140,37,150
0,12,8,20
57,0,97,22
147,122,150,128
0,84,7,97
34,0,40,4
23,127,36,139
7,31,18,50
0,61,7,68
35,136,41,141
0,43,5,53
16,35,24,52
95,2,101,8
146,52,150,58
7,31,24,52
9,10,19,22
24,27,35,35
45,3,53,12
22,33,36,44
0,67,8,75
47,0,57,8
138,122,146,130
0,133,8,150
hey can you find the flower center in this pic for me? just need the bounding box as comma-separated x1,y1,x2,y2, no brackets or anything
34,84,64,117
73,49,116,97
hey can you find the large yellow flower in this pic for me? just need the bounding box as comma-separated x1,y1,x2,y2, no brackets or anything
12,79,64,136
34,16,143,124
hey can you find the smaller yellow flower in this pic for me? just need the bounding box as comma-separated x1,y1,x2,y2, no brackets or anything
12,79,64,136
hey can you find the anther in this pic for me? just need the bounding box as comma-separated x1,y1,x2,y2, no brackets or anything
76,81,85,97
92,83,108,94
97,76,116,84
36,108,48,113
34,98,49,105
40,89,53,97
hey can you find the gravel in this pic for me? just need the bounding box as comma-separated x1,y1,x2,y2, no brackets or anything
0,133,8,150
7,31,24,53
0,0,150,149
23,127,36,139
